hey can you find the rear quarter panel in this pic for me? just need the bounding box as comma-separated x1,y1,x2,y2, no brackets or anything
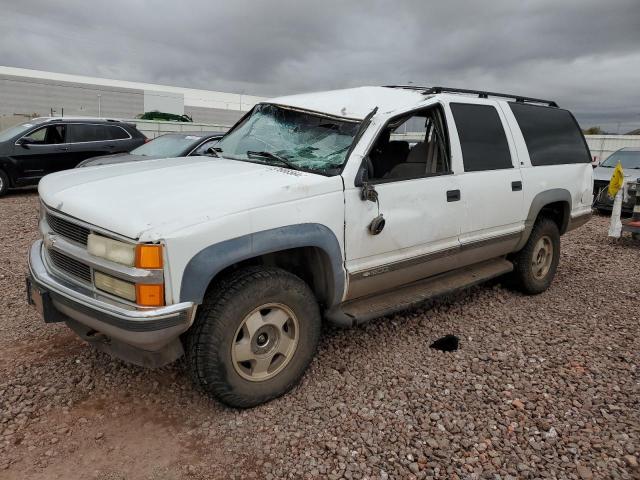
499,103,593,221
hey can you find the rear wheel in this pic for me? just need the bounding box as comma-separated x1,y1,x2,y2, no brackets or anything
0,170,9,196
509,218,560,294
185,267,321,408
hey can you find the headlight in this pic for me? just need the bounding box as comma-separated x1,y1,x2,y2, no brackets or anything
94,271,136,301
88,234,165,306
87,233,136,266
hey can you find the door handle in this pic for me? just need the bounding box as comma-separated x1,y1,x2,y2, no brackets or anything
512,181,523,191
106,144,115,149
446,189,461,202
56,146,70,151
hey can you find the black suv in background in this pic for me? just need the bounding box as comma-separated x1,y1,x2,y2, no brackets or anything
0,117,146,195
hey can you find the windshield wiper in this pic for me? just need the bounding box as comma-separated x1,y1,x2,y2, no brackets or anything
246,150,301,171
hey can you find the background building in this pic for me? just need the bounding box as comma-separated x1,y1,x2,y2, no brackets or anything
0,66,266,128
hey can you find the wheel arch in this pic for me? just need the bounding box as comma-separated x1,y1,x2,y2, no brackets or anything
0,161,16,188
179,224,345,308
515,188,571,251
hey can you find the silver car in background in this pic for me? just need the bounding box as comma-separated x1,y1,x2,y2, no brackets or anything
593,147,640,214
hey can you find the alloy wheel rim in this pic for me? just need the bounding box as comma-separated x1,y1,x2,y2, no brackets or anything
231,303,299,382
531,235,553,280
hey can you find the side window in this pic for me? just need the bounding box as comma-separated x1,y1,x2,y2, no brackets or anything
106,126,130,140
450,103,512,172
67,124,112,143
23,125,65,145
193,138,220,156
24,127,47,143
367,106,451,181
509,103,590,166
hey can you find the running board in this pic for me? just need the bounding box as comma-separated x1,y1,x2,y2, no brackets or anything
326,258,513,327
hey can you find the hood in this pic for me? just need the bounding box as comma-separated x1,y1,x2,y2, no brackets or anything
77,153,156,168
594,165,640,183
39,156,342,240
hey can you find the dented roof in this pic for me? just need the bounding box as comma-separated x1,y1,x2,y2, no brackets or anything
267,86,427,120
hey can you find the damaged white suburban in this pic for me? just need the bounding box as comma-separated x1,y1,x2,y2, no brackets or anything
27,85,593,407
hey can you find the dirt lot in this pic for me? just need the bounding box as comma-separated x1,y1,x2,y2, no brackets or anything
1,189,639,480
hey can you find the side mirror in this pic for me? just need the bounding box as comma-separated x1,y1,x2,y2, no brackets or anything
354,156,370,187
205,146,220,157
16,138,31,147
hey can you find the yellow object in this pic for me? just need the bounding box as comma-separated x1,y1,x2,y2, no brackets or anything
608,161,625,198
136,284,165,306
135,244,163,269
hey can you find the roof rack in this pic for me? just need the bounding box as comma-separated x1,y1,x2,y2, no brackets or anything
383,85,558,107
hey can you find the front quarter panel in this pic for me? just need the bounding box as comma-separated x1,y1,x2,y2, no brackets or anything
164,176,346,307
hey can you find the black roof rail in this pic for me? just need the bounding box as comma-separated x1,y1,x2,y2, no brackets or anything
383,85,558,107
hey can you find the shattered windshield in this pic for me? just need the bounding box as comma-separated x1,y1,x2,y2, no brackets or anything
216,104,360,175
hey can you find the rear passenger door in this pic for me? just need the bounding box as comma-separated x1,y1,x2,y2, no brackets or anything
66,124,124,166
448,101,524,259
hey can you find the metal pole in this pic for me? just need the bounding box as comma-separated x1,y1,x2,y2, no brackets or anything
98,94,102,117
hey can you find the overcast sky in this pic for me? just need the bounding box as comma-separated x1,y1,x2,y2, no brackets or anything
1,0,639,132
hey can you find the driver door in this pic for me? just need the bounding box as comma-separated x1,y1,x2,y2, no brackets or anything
12,124,68,180
344,105,464,300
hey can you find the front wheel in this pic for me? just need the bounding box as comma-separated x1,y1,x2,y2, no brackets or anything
185,267,321,408
0,170,9,196
509,218,560,294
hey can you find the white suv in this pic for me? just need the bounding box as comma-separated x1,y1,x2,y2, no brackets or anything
27,86,593,407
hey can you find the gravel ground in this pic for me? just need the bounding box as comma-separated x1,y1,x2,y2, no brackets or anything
1,189,639,480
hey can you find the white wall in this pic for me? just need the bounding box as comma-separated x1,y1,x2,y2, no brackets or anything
585,135,640,163
0,66,267,113
143,90,184,115
130,119,231,139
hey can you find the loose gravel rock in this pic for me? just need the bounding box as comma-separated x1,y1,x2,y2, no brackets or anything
1,190,639,479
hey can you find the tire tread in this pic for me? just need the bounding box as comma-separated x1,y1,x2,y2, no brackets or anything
185,266,320,408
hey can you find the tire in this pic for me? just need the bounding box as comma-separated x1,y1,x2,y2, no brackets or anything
509,218,560,294
0,170,9,196
185,266,321,408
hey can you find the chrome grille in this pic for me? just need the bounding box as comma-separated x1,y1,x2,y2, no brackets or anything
48,249,92,283
47,212,90,245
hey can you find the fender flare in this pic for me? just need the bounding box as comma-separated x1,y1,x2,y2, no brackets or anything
515,188,572,250
179,223,345,307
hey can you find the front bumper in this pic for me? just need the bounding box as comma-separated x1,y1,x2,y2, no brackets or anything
28,240,195,366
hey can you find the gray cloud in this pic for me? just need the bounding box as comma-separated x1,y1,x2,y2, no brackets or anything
1,0,639,131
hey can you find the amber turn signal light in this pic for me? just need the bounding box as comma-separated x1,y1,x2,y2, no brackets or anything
136,284,164,306
135,244,163,269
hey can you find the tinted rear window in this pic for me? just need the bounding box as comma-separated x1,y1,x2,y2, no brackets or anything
66,124,129,142
67,124,110,142
106,125,130,140
450,103,512,172
509,103,590,166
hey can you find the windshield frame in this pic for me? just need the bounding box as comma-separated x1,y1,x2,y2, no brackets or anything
0,121,45,143
215,103,362,176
